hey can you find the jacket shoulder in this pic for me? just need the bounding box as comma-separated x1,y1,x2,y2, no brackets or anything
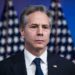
0,51,24,64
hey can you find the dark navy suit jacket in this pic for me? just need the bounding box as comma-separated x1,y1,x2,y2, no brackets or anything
0,50,75,75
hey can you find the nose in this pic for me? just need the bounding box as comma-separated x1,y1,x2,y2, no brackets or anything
37,27,43,36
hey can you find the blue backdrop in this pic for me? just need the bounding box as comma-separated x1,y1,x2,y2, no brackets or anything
0,0,75,45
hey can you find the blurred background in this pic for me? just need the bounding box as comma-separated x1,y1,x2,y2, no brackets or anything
0,0,75,63
0,0,75,44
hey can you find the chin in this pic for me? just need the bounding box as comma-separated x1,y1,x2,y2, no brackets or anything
34,45,46,49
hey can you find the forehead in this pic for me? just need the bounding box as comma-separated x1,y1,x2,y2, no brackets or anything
28,11,48,18
27,11,50,24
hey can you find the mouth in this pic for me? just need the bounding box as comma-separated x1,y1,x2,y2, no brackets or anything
35,40,44,44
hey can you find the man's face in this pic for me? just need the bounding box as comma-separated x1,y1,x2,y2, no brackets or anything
21,11,51,50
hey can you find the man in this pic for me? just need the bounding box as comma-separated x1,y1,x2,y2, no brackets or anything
0,5,75,75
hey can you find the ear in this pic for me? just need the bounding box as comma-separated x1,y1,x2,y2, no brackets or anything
20,28,25,38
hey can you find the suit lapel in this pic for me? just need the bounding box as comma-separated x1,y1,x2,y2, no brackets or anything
47,50,54,75
47,50,59,75
11,51,27,75
47,50,67,75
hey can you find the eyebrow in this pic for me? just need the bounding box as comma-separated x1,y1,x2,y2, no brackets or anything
30,23,50,26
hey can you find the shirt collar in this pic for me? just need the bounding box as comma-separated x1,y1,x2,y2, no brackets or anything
24,47,47,67
24,48,36,67
39,48,47,64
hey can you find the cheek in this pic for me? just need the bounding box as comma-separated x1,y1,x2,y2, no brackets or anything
45,31,50,38
24,31,35,40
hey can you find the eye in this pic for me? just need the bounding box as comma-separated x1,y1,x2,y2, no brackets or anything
30,24,38,28
42,25,50,29
30,25,37,28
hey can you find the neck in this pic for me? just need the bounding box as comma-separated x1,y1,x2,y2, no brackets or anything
25,45,47,56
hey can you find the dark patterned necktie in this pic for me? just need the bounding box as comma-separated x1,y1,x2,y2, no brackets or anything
33,58,44,75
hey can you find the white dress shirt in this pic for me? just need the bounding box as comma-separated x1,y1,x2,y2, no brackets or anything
24,48,48,75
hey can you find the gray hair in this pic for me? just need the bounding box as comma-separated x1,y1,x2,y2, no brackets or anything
20,5,53,29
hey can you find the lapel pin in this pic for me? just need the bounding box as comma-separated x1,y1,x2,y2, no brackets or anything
52,65,58,68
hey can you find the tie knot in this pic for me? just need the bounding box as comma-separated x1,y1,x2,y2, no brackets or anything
33,58,41,66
